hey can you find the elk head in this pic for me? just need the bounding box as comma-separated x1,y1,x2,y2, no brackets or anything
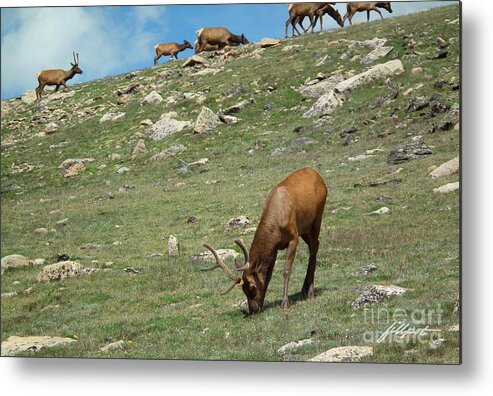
379,2,393,13
183,40,193,50
70,52,83,75
201,240,264,314
241,34,249,44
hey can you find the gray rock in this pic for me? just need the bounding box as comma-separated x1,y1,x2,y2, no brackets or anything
100,340,125,353
222,98,255,115
428,156,459,178
131,139,147,159
433,182,459,194
298,74,344,98
291,137,317,148
37,261,97,283
1,254,30,272
100,112,125,123
194,106,221,134
387,140,432,165
352,285,407,309
277,339,313,354
168,235,179,257
141,91,163,105
361,46,393,64
335,60,404,94
117,167,130,174
225,216,252,230
1,336,76,356
64,162,85,178
182,55,208,68
309,346,373,362
218,114,239,125
348,154,373,162
367,207,390,215
349,37,388,50
351,264,378,276
21,90,37,104
303,90,345,118
58,158,95,170
150,144,186,161
260,38,281,48
144,114,193,141
44,122,59,134
190,249,240,263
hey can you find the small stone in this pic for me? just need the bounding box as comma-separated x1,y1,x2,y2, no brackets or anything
56,218,69,226
24,287,34,295
348,154,373,162
277,339,313,354
100,340,125,353
141,91,163,105
37,261,96,283
188,158,209,167
309,346,373,362
131,139,147,159
411,67,423,76
140,119,153,127
117,167,130,174
31,258,46,266
111,153,123,161
433,182,459,194
168,235,179,257
352,285,407,309
64,162,85,178
44,122,59,134
34,228,49,234
225,216,251,230
368,207,390,215
100,112,125,123
191,249,240,263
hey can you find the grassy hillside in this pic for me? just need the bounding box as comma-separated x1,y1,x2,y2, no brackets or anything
1,5,460,363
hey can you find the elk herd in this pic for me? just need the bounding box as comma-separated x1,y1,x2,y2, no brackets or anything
33,2,394,314
35,2,393,95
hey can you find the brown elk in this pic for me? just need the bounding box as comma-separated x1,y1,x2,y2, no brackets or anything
195,27,249,54
193,39,220,54
285,3,342,38
35,52,82,100
201,167,328,314
153,40,193,65
343,2,393,26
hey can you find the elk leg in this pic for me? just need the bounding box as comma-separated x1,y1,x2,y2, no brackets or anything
374,8,384,20
367,9,371,22
301,218,322,299
154,54,161,66
281,238,298,309
36,83,45,100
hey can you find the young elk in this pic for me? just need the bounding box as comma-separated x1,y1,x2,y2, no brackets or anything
343,2,393,26
311,3,344,31
201,168,328,314
154,40,193,65
195,27,249,54
35,52,82,100
285,3,341,38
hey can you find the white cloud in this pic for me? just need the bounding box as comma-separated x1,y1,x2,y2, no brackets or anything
1,6,168,99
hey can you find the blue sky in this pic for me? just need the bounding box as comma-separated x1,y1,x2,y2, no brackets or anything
1,1,458,99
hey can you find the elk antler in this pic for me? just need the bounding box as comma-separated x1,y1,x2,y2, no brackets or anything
73,52,77,64
234,239,249,271
201,243,242,294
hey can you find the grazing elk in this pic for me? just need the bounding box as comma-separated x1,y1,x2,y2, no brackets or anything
154,40,193,65
201,168,328,314
195,27,249,54
343,2,393,26
193,39,220,54
35,52,82,100
285,3,342,38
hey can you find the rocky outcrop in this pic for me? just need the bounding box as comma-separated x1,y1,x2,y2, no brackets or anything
1,335,76,356
309,346,373,362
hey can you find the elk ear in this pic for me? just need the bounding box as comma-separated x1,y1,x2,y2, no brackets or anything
70,63,75,66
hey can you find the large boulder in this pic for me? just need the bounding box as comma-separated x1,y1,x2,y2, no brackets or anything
36,261,97,283
100,112,125,123
433,182,460,194
335,60,404,94
387,140,432,165
141,91,163,105
361,46,393,64
309,346,373,362
352,285,407,309
144,113,193,141
303,90,345,118
193,106,222,134
1,336,76,356
298,74,344,98
1,254,30,274
428,156,459,178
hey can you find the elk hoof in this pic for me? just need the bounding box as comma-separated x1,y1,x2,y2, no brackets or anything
281,299,290,309
302,286,315,300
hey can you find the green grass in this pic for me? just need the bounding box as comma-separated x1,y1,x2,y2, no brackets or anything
1,5,460,363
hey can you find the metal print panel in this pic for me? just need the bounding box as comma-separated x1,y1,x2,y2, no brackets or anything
1,1,461,364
